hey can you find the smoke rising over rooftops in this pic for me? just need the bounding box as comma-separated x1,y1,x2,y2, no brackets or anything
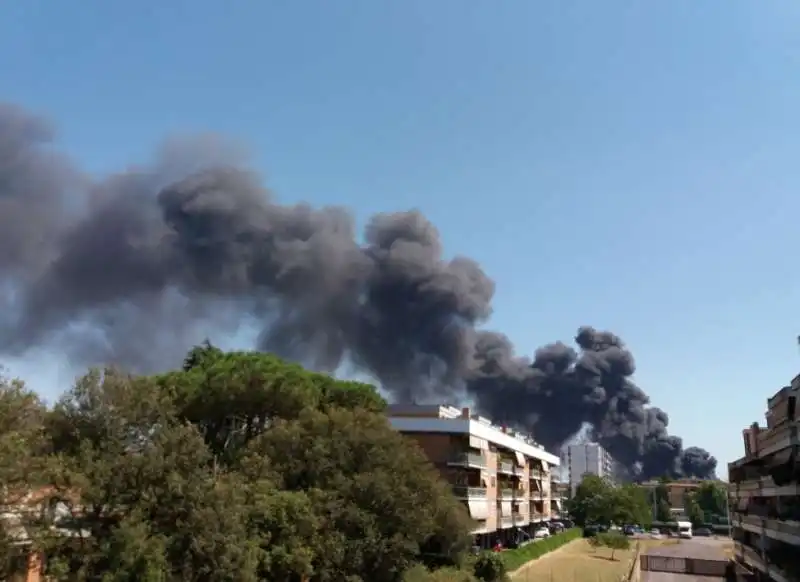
0,102,716,479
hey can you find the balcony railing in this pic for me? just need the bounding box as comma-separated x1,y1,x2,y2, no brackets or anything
448,452,487,468
451,486,488,498
530,512,546,522
499,461,515,474
530,469,542,479
734,513,800,539
529,491,544,500
499,488,515,500
512,512,527,524
500,516,514,528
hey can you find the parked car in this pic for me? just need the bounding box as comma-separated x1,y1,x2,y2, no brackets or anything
583,525,598,537
695,528,712,537
623,525,636,536
534,527,550,539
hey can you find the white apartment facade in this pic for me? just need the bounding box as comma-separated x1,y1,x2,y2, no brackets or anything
567,443,617,493
387,405,560,547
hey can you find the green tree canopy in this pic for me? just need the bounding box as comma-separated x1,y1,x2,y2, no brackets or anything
594,532,631,561
567,475,653,527
5,346,472,582
693,481,729,521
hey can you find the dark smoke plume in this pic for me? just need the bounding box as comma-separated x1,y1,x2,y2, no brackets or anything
0,102,716,480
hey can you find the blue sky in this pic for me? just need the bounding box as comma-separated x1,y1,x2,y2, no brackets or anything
3,0,800,470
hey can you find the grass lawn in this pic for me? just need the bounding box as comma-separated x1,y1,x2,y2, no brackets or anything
510,538,677,582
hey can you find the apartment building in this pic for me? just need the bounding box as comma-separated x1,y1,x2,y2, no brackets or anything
638,478,714,516
387,405,560,548
728,375,799,582
567,443,617,493
550,480,570,520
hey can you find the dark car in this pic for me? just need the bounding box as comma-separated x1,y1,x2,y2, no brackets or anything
694,528,712,537
623,525,636,536
583,525,598,537
561,519,574,528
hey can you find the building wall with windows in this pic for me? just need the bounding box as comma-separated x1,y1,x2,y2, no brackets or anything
728,375,799,582
567,443,616,492
387,405,560,547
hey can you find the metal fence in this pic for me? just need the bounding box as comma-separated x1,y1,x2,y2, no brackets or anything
640,555,732,577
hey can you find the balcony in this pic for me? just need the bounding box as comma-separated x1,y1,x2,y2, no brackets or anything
733,513,800,541
500,516,514,528
499,488,515,500
499,461,515,475
452,486,488,499
448,452,486,469
529,491,544,501
512,512,527,525
529,468,542,479
530,512,546,522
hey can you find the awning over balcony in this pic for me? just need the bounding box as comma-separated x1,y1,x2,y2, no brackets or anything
467,500,489,520
515,451,525,466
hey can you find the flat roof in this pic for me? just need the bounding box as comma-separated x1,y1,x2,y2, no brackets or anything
388,415,560,466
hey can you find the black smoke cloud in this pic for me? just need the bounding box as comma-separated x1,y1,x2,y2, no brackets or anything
0,102,716,480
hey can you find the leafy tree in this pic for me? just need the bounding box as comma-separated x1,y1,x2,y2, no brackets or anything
44,369,259,581
10,347,471,582
686,494,705,527
240,406,472,580
609,484,651,528
653,482,672,522
565,474,614,526
0,373,50,579
594,532,631,561
694,481,728,520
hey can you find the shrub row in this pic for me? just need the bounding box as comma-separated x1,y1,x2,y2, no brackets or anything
500,528,582,571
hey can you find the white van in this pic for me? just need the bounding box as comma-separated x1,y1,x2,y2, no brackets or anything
677,520,692,539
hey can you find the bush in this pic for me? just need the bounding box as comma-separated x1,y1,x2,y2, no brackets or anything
473,552,508,582
500,528,582,571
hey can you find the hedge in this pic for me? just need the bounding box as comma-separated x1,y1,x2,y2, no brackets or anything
501,528,582,571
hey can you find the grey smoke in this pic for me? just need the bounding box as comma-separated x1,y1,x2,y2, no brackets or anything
0,102,716,480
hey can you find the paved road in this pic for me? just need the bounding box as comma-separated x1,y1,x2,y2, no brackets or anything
642,538,732,582
645,537,730,560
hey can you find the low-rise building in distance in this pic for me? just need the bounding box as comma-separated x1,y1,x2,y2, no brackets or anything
387,404,560,548
728,375,799,582
638,478,714,517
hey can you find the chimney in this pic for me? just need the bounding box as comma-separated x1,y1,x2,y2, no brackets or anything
461,407,470,419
